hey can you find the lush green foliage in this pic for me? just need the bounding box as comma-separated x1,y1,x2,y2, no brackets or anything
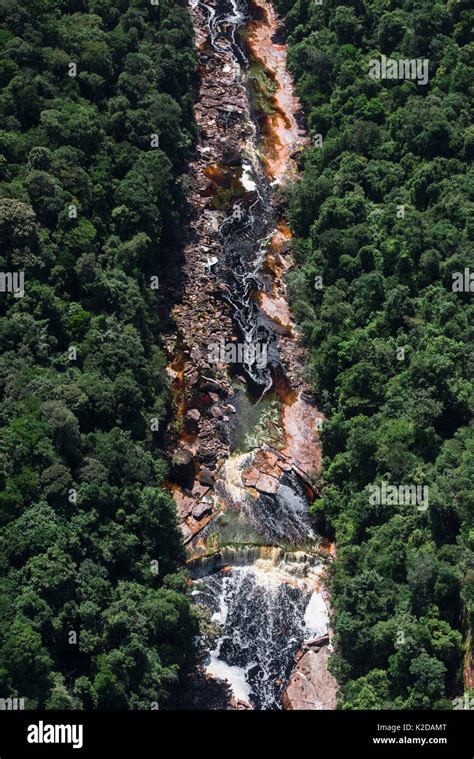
0,0,197,708
276,0,473,708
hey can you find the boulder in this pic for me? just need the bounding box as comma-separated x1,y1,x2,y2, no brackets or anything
192,483,210,500
170,449,195,489
186,408,201,423
200,379,225,394
199,467,215,487
166,367,179,381
192,502,213,521
174,491,195,520
242,467,260,488
199,449,218,468
305,634,330,649
255,473,280,495
221,140,241,166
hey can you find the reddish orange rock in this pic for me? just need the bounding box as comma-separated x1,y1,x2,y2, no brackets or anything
255,473,280,495
282,647,338,710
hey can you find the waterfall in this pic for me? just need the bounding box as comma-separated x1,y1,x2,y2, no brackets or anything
192,556,330,709
188,545,324,577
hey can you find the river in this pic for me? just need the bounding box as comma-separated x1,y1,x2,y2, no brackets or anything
167,0,337,710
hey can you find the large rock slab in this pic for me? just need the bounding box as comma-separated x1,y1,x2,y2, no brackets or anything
281,647,337,710
255,473,280,495
281,392,323,477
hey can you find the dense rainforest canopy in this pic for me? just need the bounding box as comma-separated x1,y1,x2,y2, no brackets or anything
0,0,472,714
0,0,198,708
275,0,473,708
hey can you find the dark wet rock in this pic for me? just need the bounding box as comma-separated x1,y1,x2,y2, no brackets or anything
170,448,195,489
199,449,218,468
175,670,232,711
294,108,307,131
192,502,213,521
271,26,286,44
221,140,241,166
199,467,215,487
200,378,229,396
271,189,287,215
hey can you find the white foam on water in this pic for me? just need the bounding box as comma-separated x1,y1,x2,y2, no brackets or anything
205,577,253,702
206,651,252,703
303,591,329,640
241,163,257,192
195,560,330,709
211,579,229,624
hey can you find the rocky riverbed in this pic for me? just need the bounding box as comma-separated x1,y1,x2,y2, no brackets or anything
165,0,338,710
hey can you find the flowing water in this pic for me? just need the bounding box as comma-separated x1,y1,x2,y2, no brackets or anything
179,0,333,709
193,554,329,709
200,0,281,391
